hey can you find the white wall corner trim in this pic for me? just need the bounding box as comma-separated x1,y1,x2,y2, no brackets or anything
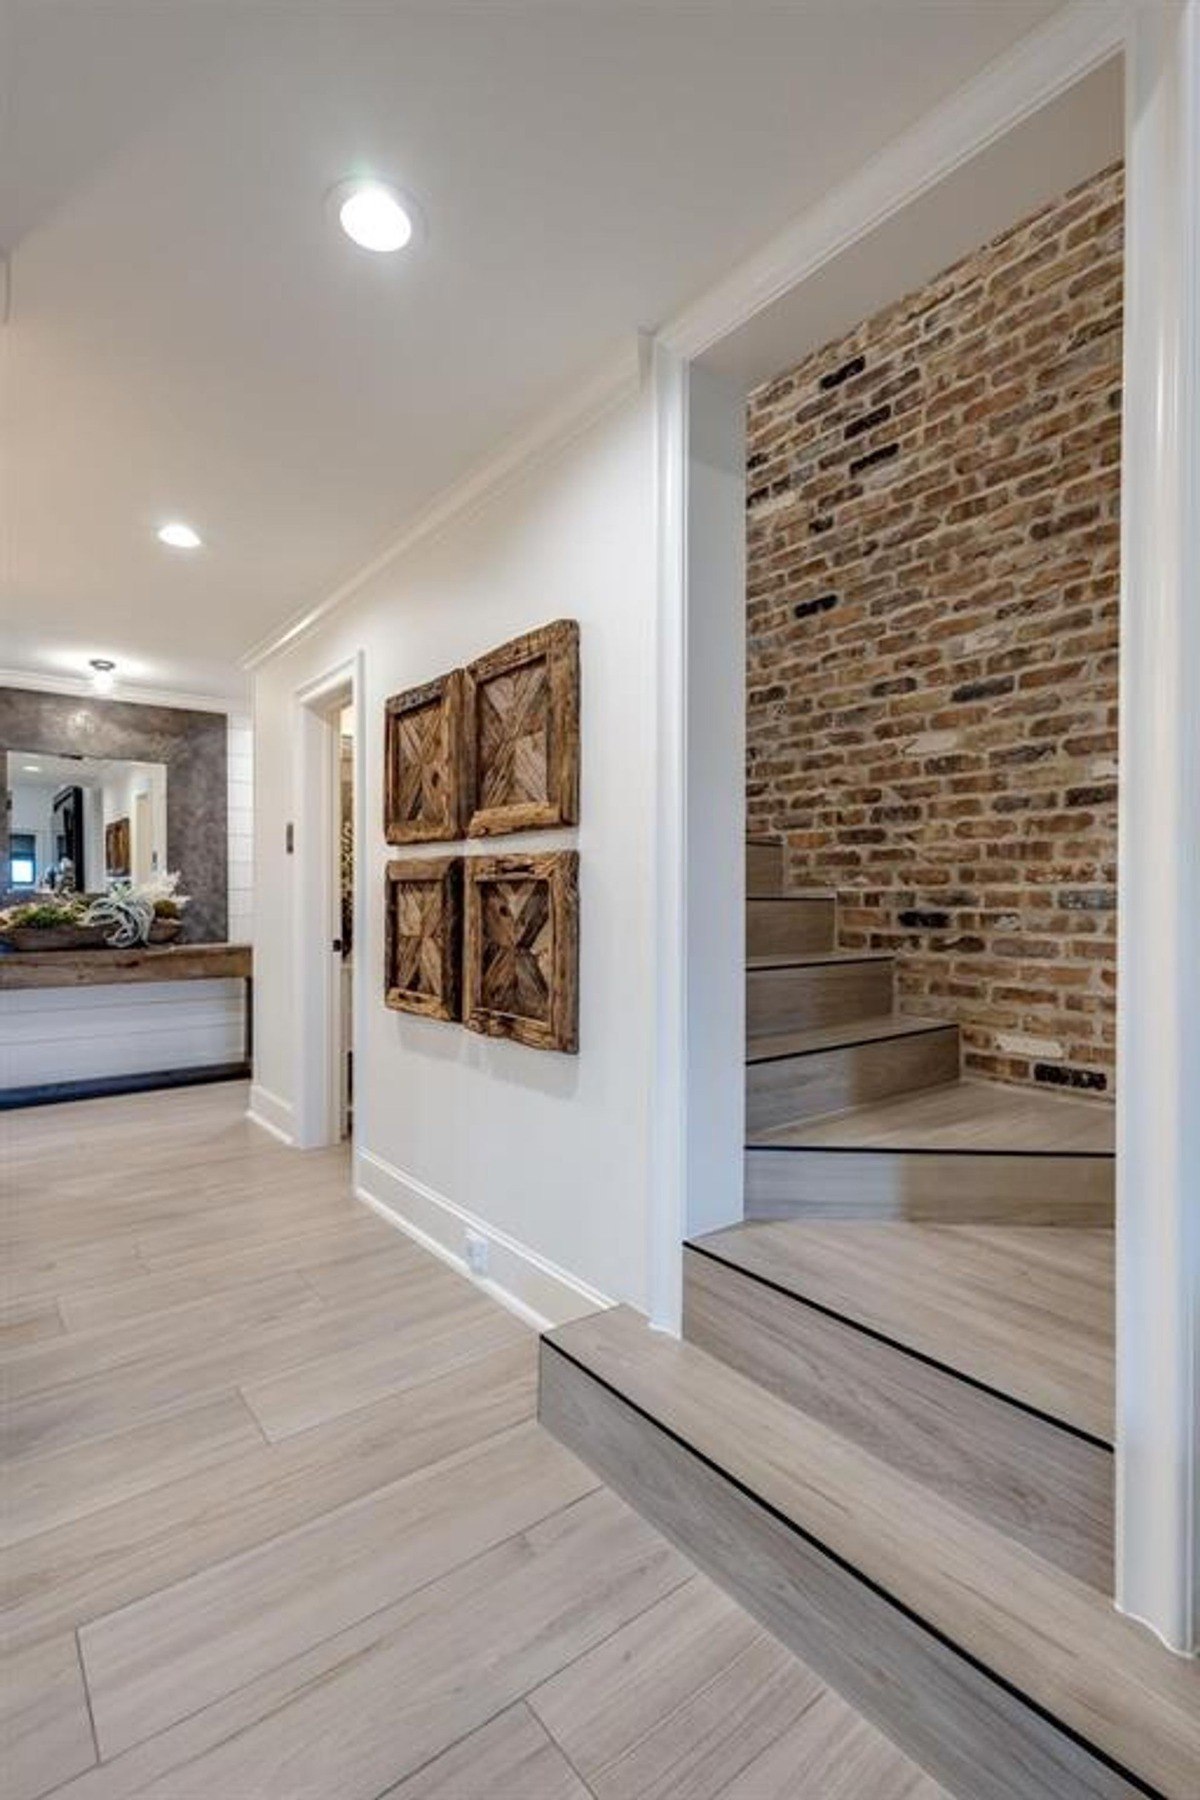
355,1148,613,1334
241,341,643,672
246,1084,295,1145
658,0,1127,361
1115,0,1199,1659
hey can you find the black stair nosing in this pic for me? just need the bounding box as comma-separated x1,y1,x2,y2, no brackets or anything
743,1137,1115,1160
746,892,837,903
747,951,893,971
540,1334,1148,1799
683,1239,1115,1453
745,1020,957,1067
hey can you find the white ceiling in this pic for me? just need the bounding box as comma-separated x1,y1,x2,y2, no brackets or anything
1,0,1063,701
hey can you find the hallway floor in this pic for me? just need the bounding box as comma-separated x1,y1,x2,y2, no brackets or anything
2,1084,942,1799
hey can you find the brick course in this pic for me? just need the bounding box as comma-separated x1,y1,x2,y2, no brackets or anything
745,163,1122,1095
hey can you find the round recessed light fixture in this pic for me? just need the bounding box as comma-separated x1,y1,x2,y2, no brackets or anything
334,179,416,253
89,658,117,695
157,521,202,550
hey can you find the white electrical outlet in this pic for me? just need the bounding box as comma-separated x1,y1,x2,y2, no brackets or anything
464,1231,489,1276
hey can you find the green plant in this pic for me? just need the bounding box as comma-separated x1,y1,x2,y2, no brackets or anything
0,897,89,931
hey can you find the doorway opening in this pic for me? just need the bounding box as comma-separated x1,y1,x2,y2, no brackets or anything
292,655,362,1151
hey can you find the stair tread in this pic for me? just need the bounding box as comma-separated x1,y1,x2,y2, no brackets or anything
692,1219,1113,1441
746,949,893,970
746,891,837,902
545,1305,1199,1800
750,1078,1115,1154
746,1014,955,1065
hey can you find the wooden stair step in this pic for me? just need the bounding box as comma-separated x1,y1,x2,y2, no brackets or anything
682,1236,1112,1588
746,950,893,970
746,894,836,957
746,1014,956,1064
745,1080,1115,1224
693,1220,1114,1442
540,1306,1199,1800
747,952,894,1037
746,1015,959,1132
746,839,784,896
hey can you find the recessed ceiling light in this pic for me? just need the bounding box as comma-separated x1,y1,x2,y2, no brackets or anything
89,658,117,694
22,764,42,774
335,179,415,253
157,521,202,550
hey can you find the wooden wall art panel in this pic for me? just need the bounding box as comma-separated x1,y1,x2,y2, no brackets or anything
384,857,462,1021
464,620,579,836
464,851,579,1052
105,817,131,879
383,673,466,844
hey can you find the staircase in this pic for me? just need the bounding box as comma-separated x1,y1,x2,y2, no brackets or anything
743,836,1114,1223
538,841,1196,1800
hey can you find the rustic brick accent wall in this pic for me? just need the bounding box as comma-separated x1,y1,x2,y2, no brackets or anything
746,163,1122,1095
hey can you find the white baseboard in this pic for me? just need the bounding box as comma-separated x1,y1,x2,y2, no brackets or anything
354,1147,611,1333
247,1084,295,1145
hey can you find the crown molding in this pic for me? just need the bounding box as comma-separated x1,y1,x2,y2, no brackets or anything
0,668,248,716
241,338,645,673
659,0,1129,362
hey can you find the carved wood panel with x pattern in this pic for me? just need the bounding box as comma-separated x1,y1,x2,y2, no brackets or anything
384,674,465,844
464,851,578,1051
464,621,579,836
384,858,461,1020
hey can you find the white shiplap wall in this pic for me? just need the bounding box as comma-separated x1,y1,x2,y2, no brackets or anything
1,979,246,1090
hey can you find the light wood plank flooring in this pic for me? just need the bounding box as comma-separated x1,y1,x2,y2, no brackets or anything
2,1083,944,1799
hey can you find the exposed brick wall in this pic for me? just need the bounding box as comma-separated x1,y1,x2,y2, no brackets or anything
746,163,1122,1095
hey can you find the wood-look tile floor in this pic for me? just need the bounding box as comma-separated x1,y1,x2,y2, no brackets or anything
2,1083,945,1799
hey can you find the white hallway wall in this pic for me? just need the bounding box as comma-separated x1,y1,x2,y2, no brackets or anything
252,383,657,1317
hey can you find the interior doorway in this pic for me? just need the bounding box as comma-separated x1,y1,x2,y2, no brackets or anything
292,655,362,1152
336,702,355,1141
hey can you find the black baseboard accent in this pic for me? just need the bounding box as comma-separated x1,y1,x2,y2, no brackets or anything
0,1062,250,1111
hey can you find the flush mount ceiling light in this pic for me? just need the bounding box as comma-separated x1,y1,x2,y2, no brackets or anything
89,658,117,694
22,764,42,774
332,178,417,253
157,521,202,550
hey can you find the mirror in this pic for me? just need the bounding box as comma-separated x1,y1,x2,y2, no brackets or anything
5,751,168,897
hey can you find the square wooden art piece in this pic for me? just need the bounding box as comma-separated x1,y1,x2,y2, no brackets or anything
384,672,466,844
464,851,579,1052
384,857,462,1021
464,620,579,836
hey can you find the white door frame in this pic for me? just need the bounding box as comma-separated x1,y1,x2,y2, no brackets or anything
650,0,1197,1653
291,653,364,1151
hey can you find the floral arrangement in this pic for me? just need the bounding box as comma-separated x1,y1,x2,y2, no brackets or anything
0,873,191,949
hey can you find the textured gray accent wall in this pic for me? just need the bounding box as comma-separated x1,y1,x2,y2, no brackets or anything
1,689,228,942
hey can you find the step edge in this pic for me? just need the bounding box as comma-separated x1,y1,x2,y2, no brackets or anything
743,1137,1116,1159
539,1333,1157,1800
682,1240,1114,1451
747,951,894,970
746,1019,957,1065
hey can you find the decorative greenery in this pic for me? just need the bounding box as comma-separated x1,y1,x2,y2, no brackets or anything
0,872,192,947
0,896,89,931
84,872,191,946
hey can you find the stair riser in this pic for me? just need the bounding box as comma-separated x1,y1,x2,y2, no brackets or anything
746,1028,959,1132
744,1146,1115,1224
747,960,893,1036
746,897,835,957
746,841,783,896
682,1247,1113,1585
539,1342,1139,1800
